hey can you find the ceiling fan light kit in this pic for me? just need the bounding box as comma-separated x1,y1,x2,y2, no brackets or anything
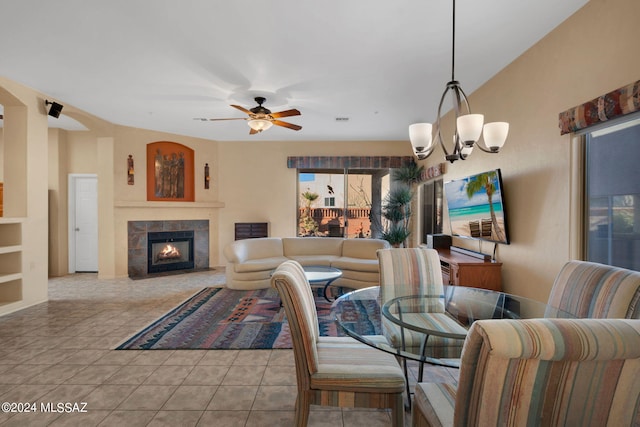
205,96,301,135
409,0,508,163
247,118,273,132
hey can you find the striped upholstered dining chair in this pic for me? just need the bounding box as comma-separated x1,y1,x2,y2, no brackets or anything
412,318,640,427
377,248,467,367
546,260,640,319
270,260,405,427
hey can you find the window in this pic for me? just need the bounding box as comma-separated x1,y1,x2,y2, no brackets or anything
585,115,640,270
297,168,390,238
421,179,443,242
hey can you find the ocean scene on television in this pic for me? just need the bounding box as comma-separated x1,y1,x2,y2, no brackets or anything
444,169,510,244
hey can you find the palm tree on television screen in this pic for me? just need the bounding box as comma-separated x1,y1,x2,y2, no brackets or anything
465,171,506,242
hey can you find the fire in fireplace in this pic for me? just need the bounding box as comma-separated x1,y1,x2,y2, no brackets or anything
157,244,182,261
147,230,195,274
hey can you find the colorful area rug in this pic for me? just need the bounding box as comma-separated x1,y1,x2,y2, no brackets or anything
116,287,381,350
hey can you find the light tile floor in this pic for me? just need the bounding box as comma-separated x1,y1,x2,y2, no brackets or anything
0,270,458,426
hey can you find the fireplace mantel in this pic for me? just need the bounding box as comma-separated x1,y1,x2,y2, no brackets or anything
115,200,224,209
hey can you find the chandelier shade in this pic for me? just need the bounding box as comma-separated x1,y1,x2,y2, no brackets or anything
409,123,434,152
482,122,509,151
408,0,507,163
457,114,484,145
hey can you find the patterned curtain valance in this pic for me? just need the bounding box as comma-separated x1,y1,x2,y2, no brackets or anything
559,80,640,135
287,156,415,169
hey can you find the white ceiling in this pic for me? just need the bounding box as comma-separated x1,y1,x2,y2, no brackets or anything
0,0,588,141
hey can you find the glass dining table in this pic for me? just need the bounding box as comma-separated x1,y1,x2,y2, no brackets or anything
331,285,574,369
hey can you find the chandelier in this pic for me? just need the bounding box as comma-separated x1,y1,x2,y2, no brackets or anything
409,0,508,163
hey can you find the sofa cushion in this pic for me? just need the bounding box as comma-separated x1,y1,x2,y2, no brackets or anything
287,255,339,266
331,257,380,273
282,237,343,257
341,238,389,259
339,270,379,281
335,276,380,290
233,256,288,273
223,237,284,263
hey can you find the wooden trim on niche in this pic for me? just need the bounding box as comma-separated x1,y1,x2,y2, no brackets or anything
146,141,195,202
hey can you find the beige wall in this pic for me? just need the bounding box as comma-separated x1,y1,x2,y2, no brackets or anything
217,140,410,252
109,126,221,278
0,77,50,315
1,0,638,312
419,0,640,301
48,128,68,276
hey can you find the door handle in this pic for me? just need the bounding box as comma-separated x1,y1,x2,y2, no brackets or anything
75,228,80,231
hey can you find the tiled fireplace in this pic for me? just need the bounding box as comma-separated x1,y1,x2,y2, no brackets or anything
128,220,209,278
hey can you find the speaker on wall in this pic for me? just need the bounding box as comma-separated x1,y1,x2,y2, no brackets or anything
426,234,452,250
45,100,64,118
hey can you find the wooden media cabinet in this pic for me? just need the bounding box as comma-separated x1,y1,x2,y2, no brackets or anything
435,247,502,291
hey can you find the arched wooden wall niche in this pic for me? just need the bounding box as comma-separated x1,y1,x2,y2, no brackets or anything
146,141,195,202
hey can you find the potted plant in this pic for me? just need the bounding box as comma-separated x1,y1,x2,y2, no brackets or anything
381,161,425,247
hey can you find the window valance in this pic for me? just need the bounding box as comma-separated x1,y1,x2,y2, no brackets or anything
559,80,640,135
287,156,415,169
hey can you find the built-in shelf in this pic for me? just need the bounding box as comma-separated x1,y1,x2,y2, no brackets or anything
0,245,21,255
0,217,26,224
115,201,225,208
0,219,23,307
0,273,22,284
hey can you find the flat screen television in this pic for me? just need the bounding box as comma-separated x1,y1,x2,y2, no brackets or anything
444,168,510,244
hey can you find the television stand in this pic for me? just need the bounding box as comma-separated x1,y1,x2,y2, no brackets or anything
435,247,502,291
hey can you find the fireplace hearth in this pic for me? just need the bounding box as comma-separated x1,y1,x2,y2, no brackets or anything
147,230,195,274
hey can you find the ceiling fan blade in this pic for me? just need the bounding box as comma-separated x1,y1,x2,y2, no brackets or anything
249,128,259,135
231,104,252,115
272,120,302,131
269,109,301,119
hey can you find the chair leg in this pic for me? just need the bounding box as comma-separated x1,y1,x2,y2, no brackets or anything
418,334,430,382
391,392,405,427
294,393,311,427
402,357,412,410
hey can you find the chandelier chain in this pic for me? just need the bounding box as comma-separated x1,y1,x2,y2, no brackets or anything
451,0,456,82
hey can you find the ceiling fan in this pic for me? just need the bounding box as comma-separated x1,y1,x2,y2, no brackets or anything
198,97,302,135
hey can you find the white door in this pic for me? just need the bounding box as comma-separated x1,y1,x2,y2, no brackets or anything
69,175,98,272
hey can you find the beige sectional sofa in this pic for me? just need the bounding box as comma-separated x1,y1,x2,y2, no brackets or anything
223,237,389,290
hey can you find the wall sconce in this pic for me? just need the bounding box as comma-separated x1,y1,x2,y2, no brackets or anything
45,100,64,118
204,163,210,189
127,155,134,185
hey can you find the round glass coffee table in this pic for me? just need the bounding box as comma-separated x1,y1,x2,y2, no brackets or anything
302,265,343,302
